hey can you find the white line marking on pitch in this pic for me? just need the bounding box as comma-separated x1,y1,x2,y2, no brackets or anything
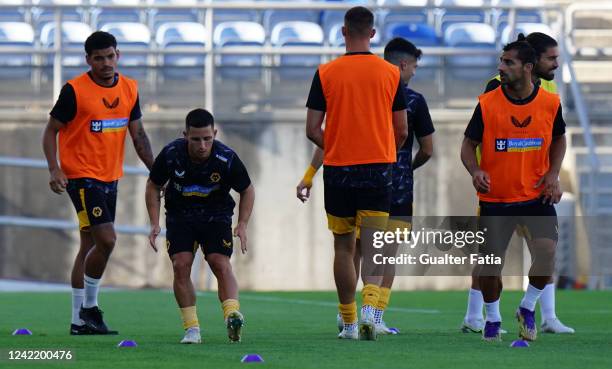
196,292,440,314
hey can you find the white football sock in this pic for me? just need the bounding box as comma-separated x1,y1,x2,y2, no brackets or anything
520,284,543,312
83,274,101,308
72,288,85,325
540,283,557,321
484,299,501,323
465,288,484,321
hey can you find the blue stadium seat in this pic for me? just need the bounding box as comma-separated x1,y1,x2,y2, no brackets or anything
492,0,544,35
436,0,487,35
0,0,27,22
500,22,552,45
91,0,142,29
271,21,323,79
378,0,429,36
147,0,199,33
40,21,91,66
0,21,34,78
33,0,85,36
100,22,150,78
385,22,437,45
385,23,442,67
211,0,258,27
156,21,206,79
444,22,497,78
320,10,344,40
213,21,265,79
263,10,320,37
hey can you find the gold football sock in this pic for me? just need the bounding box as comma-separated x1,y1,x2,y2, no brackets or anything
222,299,240,320
362,284,381,308
338,301,358,324
179,306,199,330
376,287,391,311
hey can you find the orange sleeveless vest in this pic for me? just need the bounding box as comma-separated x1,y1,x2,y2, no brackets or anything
478,87,560,203
318,54,400,166
58,73,138,182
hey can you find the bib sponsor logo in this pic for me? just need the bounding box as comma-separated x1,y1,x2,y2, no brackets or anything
90,120,103,132
90,118,129,133
495,138,543,152
182,184,219,198
222,239,232,249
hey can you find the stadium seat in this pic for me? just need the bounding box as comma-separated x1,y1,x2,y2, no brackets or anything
435,0,487,35
492,0,544,35
32,0,85,36
500,22,553,45
100,22,150,74
378,0,429,37
444,22,497,78
213,21,265,79
40,21,91,66
211,0,259,27
271,21,323,79
147,0,199,33
385,22,442,67
0,21,34,78
156,21,206,79
263,9,320,38
91,0,142,29
0,0,27,22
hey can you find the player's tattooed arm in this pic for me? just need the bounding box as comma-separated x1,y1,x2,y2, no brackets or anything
129,119,154,170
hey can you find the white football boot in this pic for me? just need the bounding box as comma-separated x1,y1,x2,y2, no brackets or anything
180,327,202,344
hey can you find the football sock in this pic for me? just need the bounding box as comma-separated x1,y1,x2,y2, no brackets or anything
465,288,484,321
83,274,100,308
338,302,357,325
520,284,543,312
71,288,85,325
540,283,557,321
362,283,380,308
374,287,391,324
484,299,502,323
179,306,199,330
222,299,240,320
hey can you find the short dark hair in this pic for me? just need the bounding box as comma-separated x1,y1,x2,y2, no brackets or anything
185,108,214,130
384,37,423,65
84,31,117,55
503,39,537,67
523,32,558,59
344,6,374,38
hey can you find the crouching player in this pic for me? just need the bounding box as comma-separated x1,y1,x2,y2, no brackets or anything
145,108,255,343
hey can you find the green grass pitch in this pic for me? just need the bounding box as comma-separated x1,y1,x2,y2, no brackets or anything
1,290,611,368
